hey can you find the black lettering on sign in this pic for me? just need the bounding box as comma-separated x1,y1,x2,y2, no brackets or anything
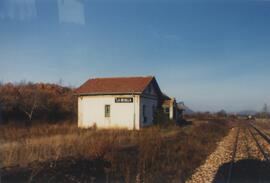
115,97,133,103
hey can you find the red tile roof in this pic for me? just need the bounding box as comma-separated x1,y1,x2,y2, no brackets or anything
75,76,156,95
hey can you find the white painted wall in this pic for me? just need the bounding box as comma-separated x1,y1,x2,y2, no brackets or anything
78,95,141,130
170,104,174,120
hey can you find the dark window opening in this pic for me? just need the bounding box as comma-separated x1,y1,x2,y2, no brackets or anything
105,105,110,117
143,105,147,123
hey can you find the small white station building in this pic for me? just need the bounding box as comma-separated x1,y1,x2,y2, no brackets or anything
75,76,182,130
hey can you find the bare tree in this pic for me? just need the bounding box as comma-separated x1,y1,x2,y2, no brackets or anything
262,103,269,118
57,78,64,86
17,84,41,121
217,109,227,117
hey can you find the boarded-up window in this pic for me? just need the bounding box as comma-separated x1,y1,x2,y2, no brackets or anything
105,105,110,117
143,105,147,123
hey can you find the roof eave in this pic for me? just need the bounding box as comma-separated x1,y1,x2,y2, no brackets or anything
74,92,142,96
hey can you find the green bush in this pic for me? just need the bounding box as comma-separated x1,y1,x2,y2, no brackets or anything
153,109,176,127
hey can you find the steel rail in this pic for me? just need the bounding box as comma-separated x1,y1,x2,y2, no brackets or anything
226,127,240,183
248,127,269,161
249,122,270,145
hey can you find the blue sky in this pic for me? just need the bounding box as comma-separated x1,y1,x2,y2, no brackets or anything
0,0,270,112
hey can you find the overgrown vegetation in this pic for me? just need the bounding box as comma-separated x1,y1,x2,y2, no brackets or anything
153,109,176,127
0,82,76,123
1,119,230,183
0,122,78,142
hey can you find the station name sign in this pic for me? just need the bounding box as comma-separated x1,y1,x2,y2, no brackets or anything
115,97,133,103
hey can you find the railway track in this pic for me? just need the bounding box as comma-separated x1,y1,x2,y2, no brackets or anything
248,126,269,161
226,122,270,183
250,122,270,144
187,121,270,183
226,127,240,183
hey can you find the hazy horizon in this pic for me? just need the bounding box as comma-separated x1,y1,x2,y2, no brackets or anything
1,0,270,112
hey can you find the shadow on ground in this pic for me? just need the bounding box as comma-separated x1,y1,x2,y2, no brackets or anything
178,119,193,126
213,159,270,183
2,157,111,183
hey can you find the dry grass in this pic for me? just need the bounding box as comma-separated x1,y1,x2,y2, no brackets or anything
0,123,177,168
0,122,79,142
1,119,230,182
1,127,133,167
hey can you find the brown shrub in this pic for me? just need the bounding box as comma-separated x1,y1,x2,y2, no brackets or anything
0,82,76,122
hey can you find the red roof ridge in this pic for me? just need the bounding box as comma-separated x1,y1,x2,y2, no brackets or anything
90,76,154,80
75,76,157,95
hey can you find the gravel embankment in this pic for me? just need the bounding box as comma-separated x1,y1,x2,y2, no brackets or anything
186,128,237,183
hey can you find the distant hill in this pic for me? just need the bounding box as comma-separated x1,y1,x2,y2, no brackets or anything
237,110,259,116
177,102,194,114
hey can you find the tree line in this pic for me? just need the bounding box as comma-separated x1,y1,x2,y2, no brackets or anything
0,82,76,124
